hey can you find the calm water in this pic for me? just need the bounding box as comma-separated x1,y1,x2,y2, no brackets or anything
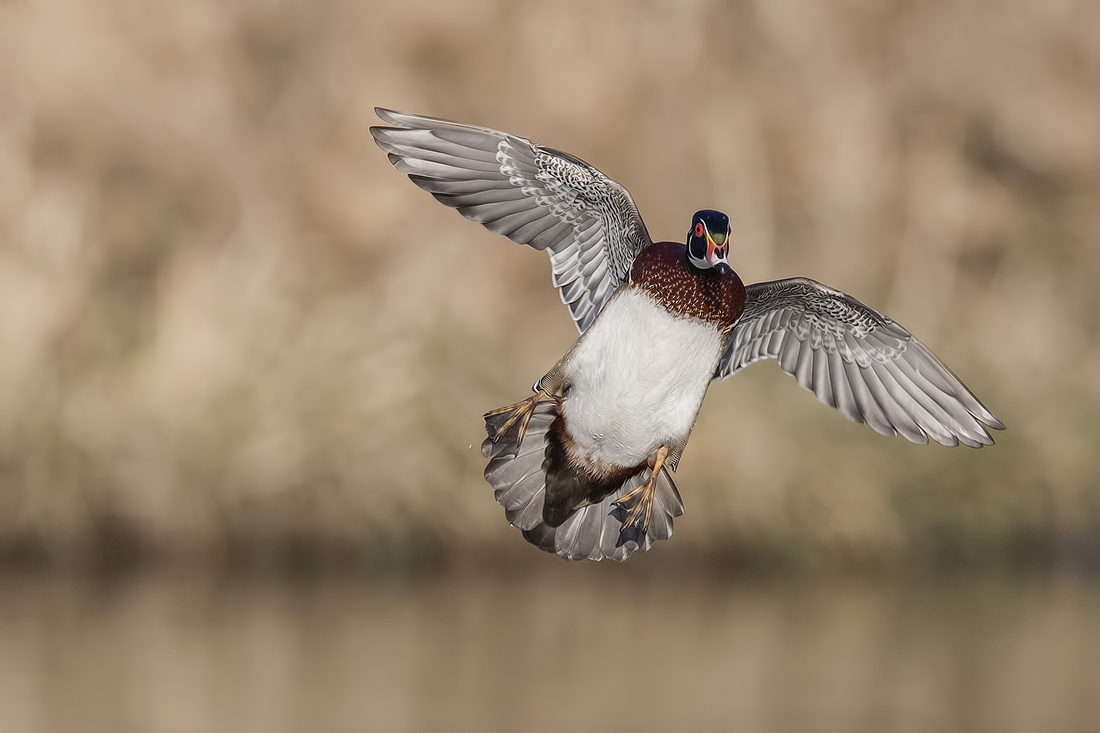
1,568,1098,733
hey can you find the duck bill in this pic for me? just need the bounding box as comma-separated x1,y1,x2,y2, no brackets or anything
704,231,730,272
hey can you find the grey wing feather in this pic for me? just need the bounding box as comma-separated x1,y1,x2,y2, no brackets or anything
716,278,1005,448
370,108,652,332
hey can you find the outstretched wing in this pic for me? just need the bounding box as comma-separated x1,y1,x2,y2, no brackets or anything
717,278,1005,447
370,108,652,332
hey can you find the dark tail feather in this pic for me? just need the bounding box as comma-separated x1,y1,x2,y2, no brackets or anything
523,468,683,561
482,400,684,562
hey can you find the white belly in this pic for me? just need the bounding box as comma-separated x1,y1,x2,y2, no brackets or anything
560,288,725,468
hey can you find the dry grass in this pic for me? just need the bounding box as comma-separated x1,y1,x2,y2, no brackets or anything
0,0,1098,570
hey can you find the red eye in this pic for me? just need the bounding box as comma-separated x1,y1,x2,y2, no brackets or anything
694,223,705,237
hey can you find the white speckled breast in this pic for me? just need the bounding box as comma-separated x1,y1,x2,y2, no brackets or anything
560,287,726,469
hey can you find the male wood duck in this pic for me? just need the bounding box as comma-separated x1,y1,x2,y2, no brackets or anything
370,108,1004,562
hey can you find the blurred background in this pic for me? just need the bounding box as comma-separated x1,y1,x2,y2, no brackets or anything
1,0,1099,730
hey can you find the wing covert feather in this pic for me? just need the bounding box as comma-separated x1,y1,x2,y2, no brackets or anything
371,108,652,332
717,278,1004,447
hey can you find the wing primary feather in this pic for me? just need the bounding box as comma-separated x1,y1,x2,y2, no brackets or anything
910,339,1004,428
828,348,864,424
483,207,549,236
372,108,653,333
894,355,992,446
457,197,535,224
861,359,925,443
793,340,815,391
778,331,802,374
717,277,1000,447
812,347,835,408
389,156,493,181
766,329,785,358
409,175,516,194
437,186,529,207
378,140,502,172
505,214,562,245
843,358,895,436
874,361,959,446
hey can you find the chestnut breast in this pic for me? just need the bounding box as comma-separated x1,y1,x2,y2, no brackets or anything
629,241,746,331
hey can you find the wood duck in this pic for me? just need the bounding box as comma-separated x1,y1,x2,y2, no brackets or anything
371,108,1005,562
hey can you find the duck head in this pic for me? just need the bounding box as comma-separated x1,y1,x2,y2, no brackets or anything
686,209,732,275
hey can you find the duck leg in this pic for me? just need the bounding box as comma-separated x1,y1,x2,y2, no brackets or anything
483,361,569,456
483,391,552,454
613,444,669,547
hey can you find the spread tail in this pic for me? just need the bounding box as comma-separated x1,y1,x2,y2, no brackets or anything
481,399,684,562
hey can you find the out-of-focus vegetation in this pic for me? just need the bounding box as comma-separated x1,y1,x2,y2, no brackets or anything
0,0,1098,572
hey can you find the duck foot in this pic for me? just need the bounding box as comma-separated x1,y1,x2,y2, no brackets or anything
612,445,669,548
483,391,551,455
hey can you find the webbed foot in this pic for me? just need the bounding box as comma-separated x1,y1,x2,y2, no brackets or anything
483,391,551,458
612,445,669,548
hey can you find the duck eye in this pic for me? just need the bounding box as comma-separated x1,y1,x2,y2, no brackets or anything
694,223,705,238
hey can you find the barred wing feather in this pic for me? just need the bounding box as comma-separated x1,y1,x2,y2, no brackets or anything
370,108,651,332
717,278,1004,448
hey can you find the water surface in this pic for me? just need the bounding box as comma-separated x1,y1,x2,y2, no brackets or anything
1,569,1097,733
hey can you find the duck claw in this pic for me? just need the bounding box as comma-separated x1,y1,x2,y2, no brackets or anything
612,496,653,548
611,445,668,548
483,392,549,457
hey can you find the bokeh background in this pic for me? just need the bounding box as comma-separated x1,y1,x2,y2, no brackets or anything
1,0,1099,731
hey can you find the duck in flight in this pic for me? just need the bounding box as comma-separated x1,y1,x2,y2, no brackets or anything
370,108,1004,562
